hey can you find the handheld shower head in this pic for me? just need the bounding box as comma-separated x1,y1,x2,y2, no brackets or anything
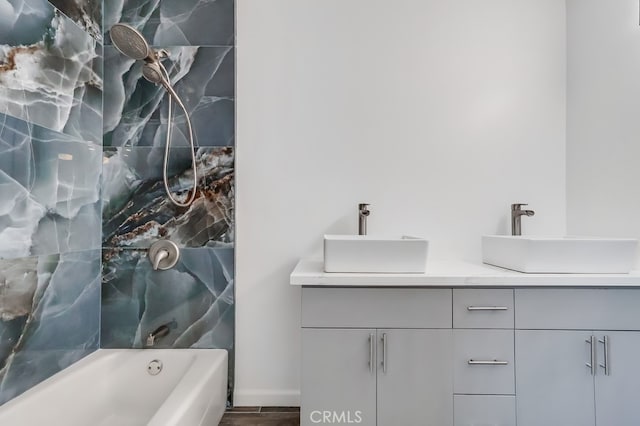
110,24,170,87
110,23,152,61
142,61,184,111
142,61,167,86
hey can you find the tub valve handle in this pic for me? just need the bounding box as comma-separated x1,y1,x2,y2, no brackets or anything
149,240,180,270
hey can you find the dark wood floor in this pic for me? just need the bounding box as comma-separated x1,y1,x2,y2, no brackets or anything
220,407,300,425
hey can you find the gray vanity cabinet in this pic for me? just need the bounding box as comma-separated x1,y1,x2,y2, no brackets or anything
594,331,640,426
376,329,453,426
515,289,640,426
452,289,516,426
301,288,453,426
516,330,640,426
301,328,452,426
301,328,377,426
300,287,640,426
515,330,596,426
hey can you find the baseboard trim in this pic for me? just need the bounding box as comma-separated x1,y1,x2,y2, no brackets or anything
233,389,301,407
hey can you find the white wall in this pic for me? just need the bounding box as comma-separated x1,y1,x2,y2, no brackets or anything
235,0,566,405
566,0,640,267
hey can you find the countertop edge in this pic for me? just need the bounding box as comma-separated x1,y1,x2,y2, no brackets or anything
290,259,640,287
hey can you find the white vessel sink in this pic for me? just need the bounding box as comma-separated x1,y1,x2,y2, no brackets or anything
482,235,638,274
324,235,428,273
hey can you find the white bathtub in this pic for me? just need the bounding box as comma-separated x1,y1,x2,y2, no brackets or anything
0,349,228,426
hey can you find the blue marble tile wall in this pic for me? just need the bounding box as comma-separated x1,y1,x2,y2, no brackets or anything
0,0,102,405
0,0,235,406
101,0,236,400
0,250,101,405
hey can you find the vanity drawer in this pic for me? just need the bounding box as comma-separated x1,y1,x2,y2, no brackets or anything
453,330,514,395
454,395,516,426
301,288,452,328
515,289,640,330
453,289,514,328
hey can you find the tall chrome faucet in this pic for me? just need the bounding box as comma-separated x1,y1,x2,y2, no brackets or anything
358,203,370,235
511,203,535,236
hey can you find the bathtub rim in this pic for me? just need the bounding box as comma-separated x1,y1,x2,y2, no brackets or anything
0,348,229,421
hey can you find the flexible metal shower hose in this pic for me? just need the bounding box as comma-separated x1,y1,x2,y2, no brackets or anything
158,61,198,208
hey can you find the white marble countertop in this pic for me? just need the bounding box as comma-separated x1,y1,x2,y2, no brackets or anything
290,259,640,287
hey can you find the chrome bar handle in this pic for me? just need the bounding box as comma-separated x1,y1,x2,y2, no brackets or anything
381,333,387,374
599,336,610,376
586,336,596,375
368,333,374,374
468,359,509,366
467,306,509,311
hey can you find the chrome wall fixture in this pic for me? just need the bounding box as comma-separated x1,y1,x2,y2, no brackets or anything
148,240,180,271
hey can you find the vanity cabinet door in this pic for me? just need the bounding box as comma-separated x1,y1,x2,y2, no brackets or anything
594,332,640,426
515,330,595,426
301,328,377,426
377,329,453,426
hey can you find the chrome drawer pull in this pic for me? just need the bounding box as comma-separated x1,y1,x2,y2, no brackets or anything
467,306,508,311
368,333,374,374
468,359,509,365
381,333,388,374
598,336,610,376
586,336,596,375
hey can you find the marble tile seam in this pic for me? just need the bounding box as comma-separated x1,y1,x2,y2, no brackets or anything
0,9,103,145
104,43,236,48
46,1,103,43
0,247,101,261
99,245,235,250
0,112,102,147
